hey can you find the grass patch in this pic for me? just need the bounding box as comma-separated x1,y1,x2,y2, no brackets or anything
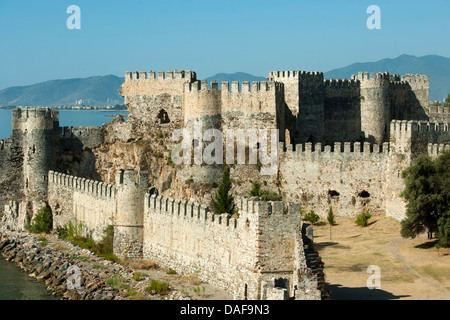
38,236,49,246
70,254,89,262
57,222,118,262
166,268,177,275
382,273,417,283
145,279,170,295
106,274,128,290
132,272,143,281
415,265,450,282
121,259,159,270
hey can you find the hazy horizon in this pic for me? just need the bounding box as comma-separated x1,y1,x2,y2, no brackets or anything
1,1,449,89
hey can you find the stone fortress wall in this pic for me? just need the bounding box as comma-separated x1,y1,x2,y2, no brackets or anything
45,168,320,300
1,67,450,300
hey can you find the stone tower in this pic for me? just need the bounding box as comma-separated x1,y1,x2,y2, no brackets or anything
11,108,58,218
113,169,149,259
357,72,390,144
267,71,325,144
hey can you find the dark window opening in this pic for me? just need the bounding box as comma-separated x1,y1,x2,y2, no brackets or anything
157,109,170,124
328,190,340,197
358,190,370,198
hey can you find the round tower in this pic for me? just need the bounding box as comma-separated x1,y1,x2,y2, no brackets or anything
179,80,223,184
114,169,149,259
12,108,58,218
358,72,390,144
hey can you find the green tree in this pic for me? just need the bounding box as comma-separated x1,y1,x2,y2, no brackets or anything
304,210,320,225
401,150,450,246
212,167,235,215
327,207,336,239
444,94,450,108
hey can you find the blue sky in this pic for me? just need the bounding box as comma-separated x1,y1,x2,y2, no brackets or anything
0,0,449,89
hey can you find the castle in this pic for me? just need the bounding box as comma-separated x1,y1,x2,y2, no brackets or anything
1,68,449,300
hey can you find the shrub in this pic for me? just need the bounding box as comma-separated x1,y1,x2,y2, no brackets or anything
248,182,282,201
249,182,262,197
146,280,170,295
106,274,128,290
133,272,143,281
57,222,118,262
304,210,320,225
355,210,372,227
26,206,53,234
260,190,282,201
166,268,177,275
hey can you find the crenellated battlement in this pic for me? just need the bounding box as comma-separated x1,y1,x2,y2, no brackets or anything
353,71,391,81
402,74,429,84
144,194,299,232
116,169,149,189
48,170,116,199
390,119,450,134
268,70,324,81
145,194,238,229
11,108,59,120
59,126,102,137
389,80,409,90
125,70,197,82
428,106,450,114
184,80,281,93
323,78,359,89
428,143,450,156
279,141,389,156
0,138,12,151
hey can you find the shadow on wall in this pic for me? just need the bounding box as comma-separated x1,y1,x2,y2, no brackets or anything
390,84,429,122
328,284,411,300
55,135,101,181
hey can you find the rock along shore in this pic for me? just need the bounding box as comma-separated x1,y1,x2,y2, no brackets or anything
0,229,191,300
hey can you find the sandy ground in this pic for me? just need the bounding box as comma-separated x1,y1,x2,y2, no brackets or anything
312,215,450,300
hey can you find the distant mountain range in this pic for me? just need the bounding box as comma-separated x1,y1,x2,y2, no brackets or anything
204,72,267,84
0,75,125,107
0,55,448,106
324,54,450,102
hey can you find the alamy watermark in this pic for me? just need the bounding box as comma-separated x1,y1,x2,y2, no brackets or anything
66,264,81,290
66,5,81,30
366,265,381,289
367,5,381,30
170,120,279,176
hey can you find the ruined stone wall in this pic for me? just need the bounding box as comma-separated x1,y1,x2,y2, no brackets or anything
279,141,390,218
47,171,116,241
119,70,196,128
142,195,308,299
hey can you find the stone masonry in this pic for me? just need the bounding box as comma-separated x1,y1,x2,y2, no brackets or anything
1,67,449,300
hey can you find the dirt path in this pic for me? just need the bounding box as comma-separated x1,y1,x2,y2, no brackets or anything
312,215,450,300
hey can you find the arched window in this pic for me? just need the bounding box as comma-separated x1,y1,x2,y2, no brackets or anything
157,109,170,124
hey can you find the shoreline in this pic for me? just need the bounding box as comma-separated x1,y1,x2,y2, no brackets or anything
0,228,191,300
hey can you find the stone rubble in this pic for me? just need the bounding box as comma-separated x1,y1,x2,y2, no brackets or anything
0,228,192,300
